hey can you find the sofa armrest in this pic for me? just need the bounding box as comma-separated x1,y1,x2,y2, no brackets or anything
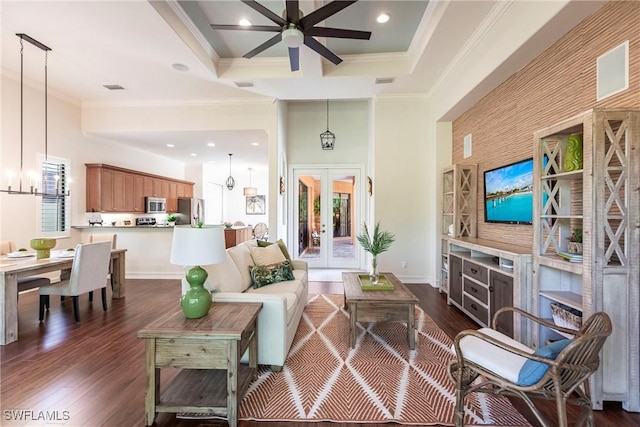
212,292,289,365
291,259,308,272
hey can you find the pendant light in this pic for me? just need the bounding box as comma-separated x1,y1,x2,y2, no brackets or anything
226,154,235,190
243,168,257,197
1,34,69,198
320,99,335,150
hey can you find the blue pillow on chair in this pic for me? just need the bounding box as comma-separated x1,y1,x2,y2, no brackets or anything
517,339,573,386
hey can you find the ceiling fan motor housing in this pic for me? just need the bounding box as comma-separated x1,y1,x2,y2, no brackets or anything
282,27,303,48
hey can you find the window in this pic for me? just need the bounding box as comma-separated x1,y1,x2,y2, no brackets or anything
39,156,70,236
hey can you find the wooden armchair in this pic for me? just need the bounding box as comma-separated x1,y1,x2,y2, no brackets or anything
448,307,612,427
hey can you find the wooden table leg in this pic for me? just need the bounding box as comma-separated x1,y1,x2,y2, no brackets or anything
408,303,416,350
111,252,125,299
227,341,239,427
349,303,357,349
0,273,19,345
144,339,158,426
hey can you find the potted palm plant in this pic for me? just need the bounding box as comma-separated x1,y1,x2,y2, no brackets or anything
357,222,395,284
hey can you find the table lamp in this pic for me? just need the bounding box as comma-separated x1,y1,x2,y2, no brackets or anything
170,225,226,319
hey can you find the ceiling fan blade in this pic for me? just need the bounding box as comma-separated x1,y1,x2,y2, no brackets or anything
305,27,371,40
288,47,300,71
241,0,286,26
304,36,342,65
285,0,300,24
211,24,282,32
300,0,358,28
243,33,283,59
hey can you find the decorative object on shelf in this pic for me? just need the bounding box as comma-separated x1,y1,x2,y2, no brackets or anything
30,238,56,259
367,176,373,196
357,222,395,285
225,153,235,190
1,34,70,198
246,195,266,215
279,176,285,195
550,302,582,331
320,99,335,150
170,225,226,319
567,228,583,254
224,221,233,229
243,168,257,196
563,133,583,172
166,214,176,226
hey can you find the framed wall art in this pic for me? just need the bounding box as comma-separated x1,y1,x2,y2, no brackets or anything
246,195,266,215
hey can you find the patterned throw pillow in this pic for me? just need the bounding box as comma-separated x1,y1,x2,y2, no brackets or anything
250,260,295,288
249,244,286,266
257,239,292,261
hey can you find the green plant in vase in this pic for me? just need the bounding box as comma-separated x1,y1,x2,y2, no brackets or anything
567,228,583,255
167,214,176,226
357,222,395,284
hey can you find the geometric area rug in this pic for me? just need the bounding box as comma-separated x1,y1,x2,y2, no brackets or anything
239,294,531,426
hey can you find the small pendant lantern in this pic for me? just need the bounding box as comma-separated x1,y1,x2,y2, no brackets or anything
226,153,235,190
320,99,335,150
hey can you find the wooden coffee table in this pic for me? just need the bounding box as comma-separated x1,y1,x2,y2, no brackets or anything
343,272,419,350
137,302,262,427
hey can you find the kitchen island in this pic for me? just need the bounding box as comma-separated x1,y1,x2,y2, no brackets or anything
72,225,183,280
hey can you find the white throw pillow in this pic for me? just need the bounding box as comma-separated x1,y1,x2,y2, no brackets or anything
250,244,286,266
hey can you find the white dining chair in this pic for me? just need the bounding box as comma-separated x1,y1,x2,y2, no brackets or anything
1,240,51,293
39,241,111,322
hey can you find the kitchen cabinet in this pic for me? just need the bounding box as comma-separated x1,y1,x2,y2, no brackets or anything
224,227,253,248
85,164,194,213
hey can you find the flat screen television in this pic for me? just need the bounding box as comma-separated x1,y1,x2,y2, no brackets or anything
483,158,534,224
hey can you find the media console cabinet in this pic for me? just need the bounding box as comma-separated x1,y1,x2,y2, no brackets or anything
446,237,532,344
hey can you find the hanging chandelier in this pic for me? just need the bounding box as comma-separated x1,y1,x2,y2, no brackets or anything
320,99,335,150
226,153,235,190
243,168,257,197
1,34,69,198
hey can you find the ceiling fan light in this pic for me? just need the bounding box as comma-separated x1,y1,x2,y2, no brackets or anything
282,28,303,48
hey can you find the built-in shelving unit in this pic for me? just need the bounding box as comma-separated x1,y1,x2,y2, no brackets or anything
439,164,477,294
532,109,640,411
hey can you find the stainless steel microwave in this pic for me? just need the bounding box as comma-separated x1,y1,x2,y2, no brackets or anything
145,197,166,213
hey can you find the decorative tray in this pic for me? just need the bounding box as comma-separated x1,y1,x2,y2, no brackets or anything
358,274,395,291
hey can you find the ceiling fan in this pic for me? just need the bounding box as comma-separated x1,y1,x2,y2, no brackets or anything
210,0,372,71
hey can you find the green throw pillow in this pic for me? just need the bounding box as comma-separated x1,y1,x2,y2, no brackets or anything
257,239,291,261
250,260,295,288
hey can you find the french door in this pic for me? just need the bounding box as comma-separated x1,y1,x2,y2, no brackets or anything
292,167,362,269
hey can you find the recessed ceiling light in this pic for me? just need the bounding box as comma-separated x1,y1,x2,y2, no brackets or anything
376,13,391,24
166,144,175,148
207,142,215,147
190,153,197,157
172,63,189,72
239,18,252,26
251,142,259,146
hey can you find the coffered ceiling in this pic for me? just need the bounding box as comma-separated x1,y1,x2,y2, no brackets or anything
0,1,605,168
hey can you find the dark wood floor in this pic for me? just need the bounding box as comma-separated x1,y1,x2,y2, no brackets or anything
1,279,638,426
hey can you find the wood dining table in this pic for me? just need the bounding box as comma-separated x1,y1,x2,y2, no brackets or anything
0,249,126,345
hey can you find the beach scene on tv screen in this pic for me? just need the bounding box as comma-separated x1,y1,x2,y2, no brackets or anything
485,159,533,223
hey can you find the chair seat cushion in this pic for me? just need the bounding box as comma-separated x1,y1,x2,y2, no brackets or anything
456,328,533,383
517,339,573,386
18,277,51,292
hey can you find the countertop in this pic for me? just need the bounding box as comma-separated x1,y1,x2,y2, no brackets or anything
71,225,175,230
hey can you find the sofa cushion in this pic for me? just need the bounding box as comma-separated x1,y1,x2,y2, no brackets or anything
455,327,533,384
250,260,295,288
257,239,292,261
244,289,298,326
250,244,287,266
517,339,573,386
227,244,254,291
247,277,306,302
202,252,245,293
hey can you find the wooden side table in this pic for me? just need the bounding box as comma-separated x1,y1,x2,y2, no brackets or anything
137,302,262,427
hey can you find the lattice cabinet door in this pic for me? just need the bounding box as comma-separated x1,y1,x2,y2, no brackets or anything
454,164,477,237
591,109,640,412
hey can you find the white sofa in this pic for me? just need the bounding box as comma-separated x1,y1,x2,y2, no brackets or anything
182,239,308,370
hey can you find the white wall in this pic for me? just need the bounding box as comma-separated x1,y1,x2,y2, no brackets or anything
0,76,185,250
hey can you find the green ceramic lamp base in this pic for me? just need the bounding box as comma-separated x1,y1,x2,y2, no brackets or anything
180,265,212,319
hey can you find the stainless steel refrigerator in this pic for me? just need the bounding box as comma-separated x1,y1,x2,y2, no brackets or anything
177,197,205,226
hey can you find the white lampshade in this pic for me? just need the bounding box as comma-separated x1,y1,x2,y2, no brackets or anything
170,225,226,267
243,187,258,196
